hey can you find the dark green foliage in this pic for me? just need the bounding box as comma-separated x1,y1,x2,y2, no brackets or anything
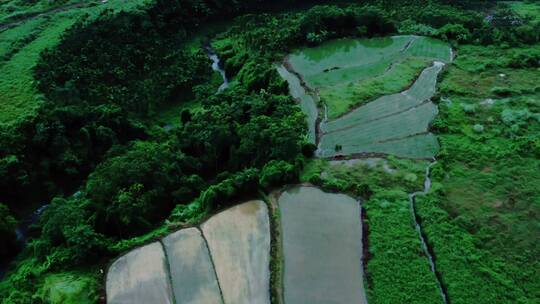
1,1,307,301
215,4,395,67
395,1,540,45
35,10,213,115
169,168,260,219
0,203,18,259
85,141,205,237
3,0,540,302
259,160,298,189
40,198,106,263
0,103,144,209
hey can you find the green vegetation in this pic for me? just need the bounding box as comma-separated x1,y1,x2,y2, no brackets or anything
418,43,540,303
439,45,540,97
0,203,17,260
318,57,432,117
301,157,443,303
0,0,307,301
36,272,99,304
0,1,87,24
1,0,540,303
503,1,540,23
0,0,154,126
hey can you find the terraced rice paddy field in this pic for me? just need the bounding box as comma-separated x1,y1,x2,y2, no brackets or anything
276,35,455,304
276,65,319,143
106,200,271,304
0,0,153,126
280,36,452,159
278,186,368,304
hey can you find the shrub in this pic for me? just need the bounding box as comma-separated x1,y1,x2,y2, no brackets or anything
0,203,18,259
473,124,485,133
260,160,297,188
437,23,471,42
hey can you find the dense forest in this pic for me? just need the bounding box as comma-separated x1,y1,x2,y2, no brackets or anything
1,0,539,303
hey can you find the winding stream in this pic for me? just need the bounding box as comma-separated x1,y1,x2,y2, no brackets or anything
205,45,229,92
409,161,449,304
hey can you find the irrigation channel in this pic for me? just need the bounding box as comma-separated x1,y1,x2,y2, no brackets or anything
409,161,449,304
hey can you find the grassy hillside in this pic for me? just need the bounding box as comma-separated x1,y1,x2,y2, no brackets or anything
0,0,154,126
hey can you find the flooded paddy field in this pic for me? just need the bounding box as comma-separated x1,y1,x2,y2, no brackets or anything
105,201,270,304
279,36,450,159
278,186,368,304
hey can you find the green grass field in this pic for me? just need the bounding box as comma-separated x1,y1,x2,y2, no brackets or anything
419,43,540,303
0,0,154,126
439,45,540,97
504,1,540,22
0,0,86,24
36,272,99,304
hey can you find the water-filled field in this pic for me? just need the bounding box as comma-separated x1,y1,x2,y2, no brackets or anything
279,36,450,159
201,200,271,304
278,186,368,304
105,200,270,304
161,228,223,304
286,35,451,119
277,65,319,143
106,242,174,304
319,62,445,159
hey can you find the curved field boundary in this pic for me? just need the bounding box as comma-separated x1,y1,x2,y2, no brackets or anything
105,200,271,304
276,64,319,144
317,62,445,159
278,36,451,160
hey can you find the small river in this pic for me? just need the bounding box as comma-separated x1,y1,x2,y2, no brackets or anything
0,204,48,279
204,45,229,92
